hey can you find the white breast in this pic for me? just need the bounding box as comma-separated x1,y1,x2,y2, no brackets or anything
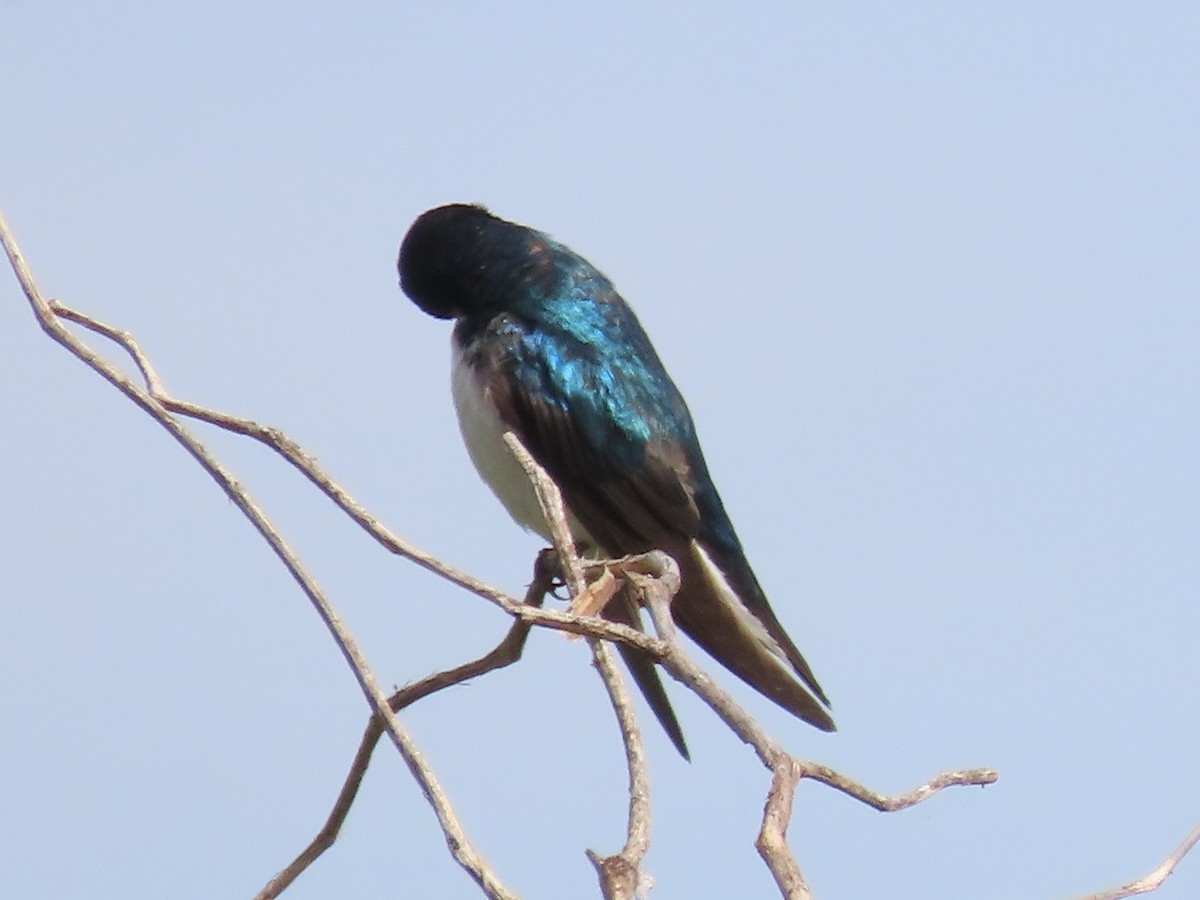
450,339,595,547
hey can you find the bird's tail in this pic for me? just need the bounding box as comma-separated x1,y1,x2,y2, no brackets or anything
672,539,836,732
606,584,691,760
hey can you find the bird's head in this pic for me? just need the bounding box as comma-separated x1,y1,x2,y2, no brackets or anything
398,203,556,320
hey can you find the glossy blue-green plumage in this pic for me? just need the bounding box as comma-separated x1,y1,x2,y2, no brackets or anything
399,204,834,759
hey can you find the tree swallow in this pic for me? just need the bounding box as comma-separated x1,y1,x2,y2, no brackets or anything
398,204,834,758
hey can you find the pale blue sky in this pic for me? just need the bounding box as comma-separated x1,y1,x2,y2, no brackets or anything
2,3,1198,898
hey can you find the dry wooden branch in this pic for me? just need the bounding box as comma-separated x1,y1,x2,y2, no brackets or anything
256,551,558,899
503,433,653,900
17,208,1185,900
626,552,998,899
45,301,671,658
3,214,668,897
1076,821,1200,900
1,209,519,900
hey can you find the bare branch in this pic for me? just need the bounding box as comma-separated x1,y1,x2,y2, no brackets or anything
42,303,668,657
797,763,999,811
1077,821,1200,900
503,432,586,595
631,556,811,895
49,300,517,611
4,209,1014,900
256,552,558,899
626,552,999,899
757,758,812,900
503,432,653,900
1,209,518,900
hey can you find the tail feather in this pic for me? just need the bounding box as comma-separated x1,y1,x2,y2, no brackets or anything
606,584,691,760
672,540,836,732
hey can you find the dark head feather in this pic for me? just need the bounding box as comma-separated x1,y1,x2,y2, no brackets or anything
398,204,559,320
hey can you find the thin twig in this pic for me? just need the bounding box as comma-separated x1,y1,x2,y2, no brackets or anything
1077,821,1200,900
47,301,514,609
43,304,668,657
631,556,812,897
503,432,653,900
6,209,1021,900
256,552,558,899
629,552,999,899
1,209,518,900
797,762,999,811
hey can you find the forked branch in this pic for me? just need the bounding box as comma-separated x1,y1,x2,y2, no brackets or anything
256,552,558,899
2,209,520,900
7,208,1195,899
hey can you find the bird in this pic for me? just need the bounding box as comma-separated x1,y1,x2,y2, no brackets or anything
397,203,834,759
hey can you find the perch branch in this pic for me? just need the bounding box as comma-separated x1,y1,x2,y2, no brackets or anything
627,551,999,899
1077,821,1200,900
44,303,669,657
503,433,653,900
5,208,1015,900
1,209,518,900
255,551,558,899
